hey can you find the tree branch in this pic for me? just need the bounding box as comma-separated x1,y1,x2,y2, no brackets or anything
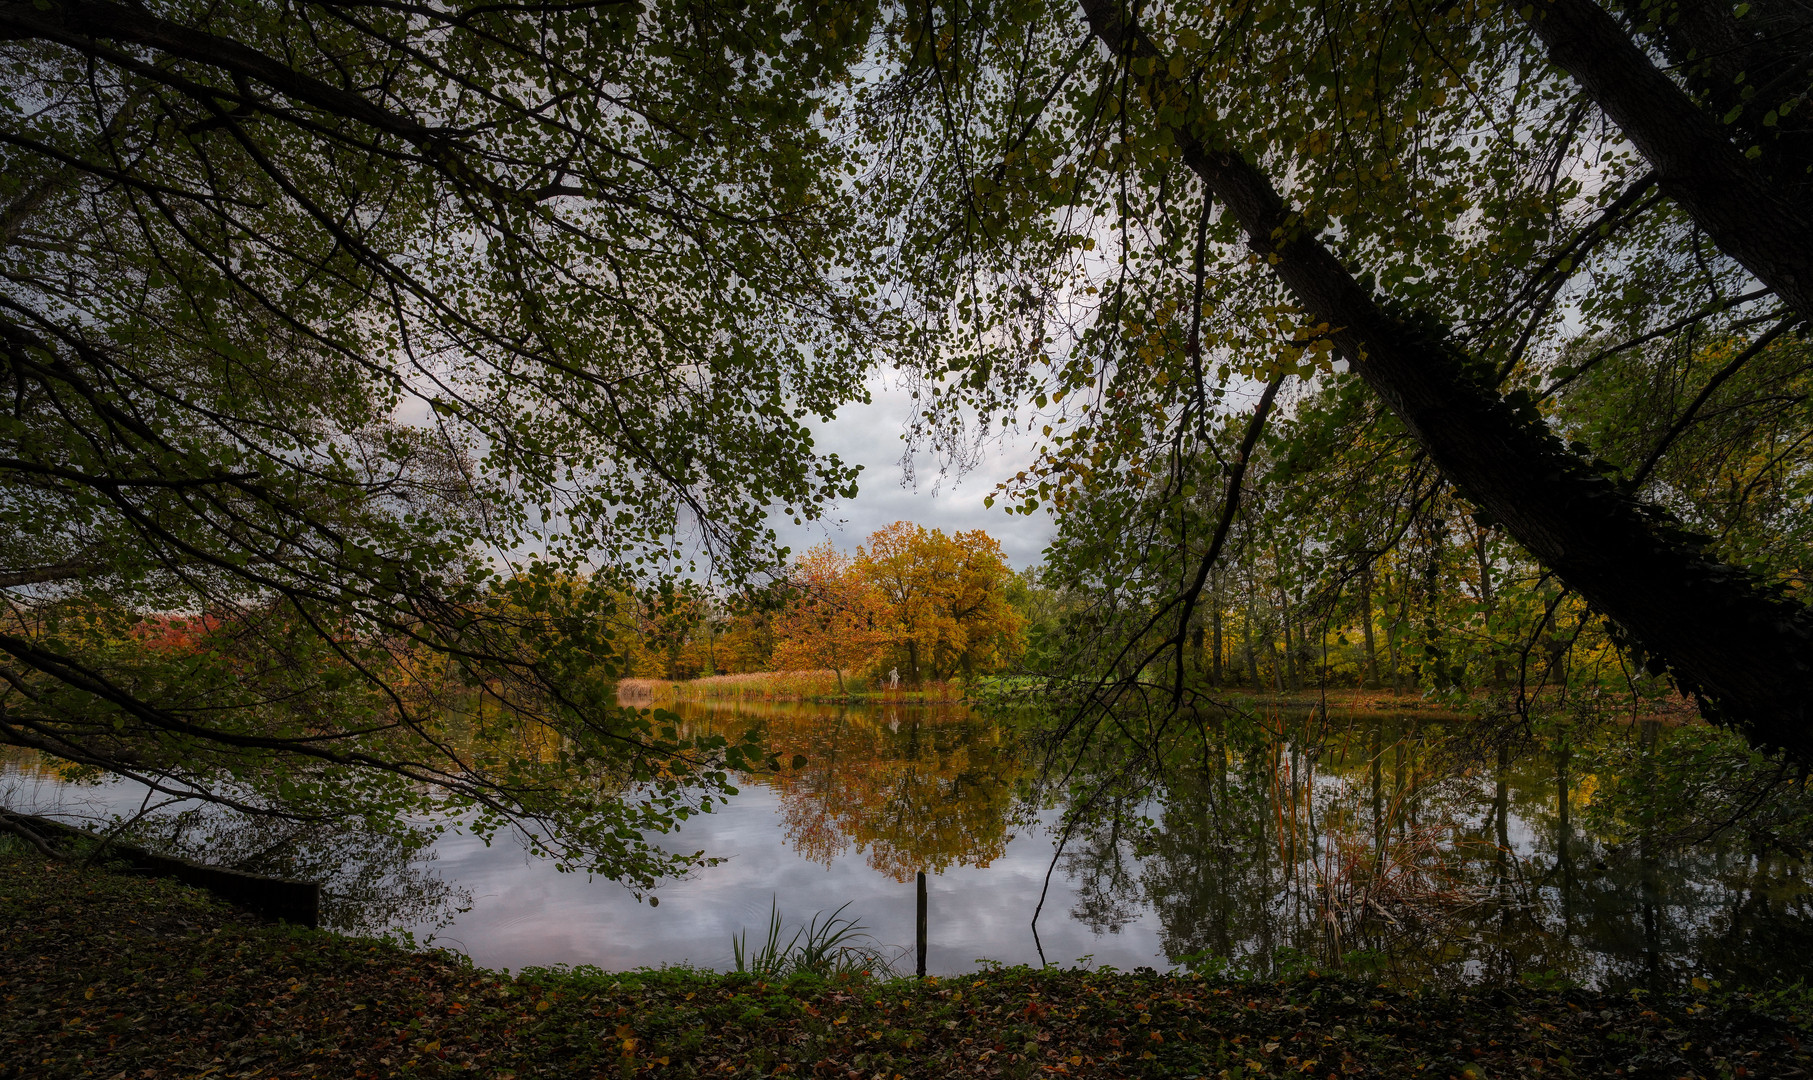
1629,317,1802,486
0,557,102,589
1170,374,1285,705
1524,0,1813,325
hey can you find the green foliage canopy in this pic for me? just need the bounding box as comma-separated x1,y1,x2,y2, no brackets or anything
0,0,881,886
855,0,1813,757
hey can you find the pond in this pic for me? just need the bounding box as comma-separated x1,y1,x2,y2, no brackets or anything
4,698,1810,990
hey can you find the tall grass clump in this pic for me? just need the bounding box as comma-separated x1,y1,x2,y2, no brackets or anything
731,898,901,979
616,678,677,702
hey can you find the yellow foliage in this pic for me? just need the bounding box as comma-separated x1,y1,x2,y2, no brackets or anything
851,522,1025,684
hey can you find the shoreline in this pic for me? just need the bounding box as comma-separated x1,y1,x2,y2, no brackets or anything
4,853,1809,1079
619,680,1700,722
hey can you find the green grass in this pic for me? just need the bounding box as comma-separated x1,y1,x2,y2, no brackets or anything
4,850,1812,1078
731,898,901,979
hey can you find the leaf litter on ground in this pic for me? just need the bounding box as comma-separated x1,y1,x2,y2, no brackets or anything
2,852,1810,1079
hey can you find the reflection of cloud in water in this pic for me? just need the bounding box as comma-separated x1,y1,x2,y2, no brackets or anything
10,708,1812,987
415,785,1166,974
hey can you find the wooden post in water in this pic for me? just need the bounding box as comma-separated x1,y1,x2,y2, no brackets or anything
916,870,927,978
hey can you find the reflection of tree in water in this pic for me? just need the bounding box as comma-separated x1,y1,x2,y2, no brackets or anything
1060,711,1813,989
1060,807,1146,935
1509,742,1813,991
1135,766,1276,971
676,702,1022,882
129,810,471,934
2,748,468,932
1064,738,1313,975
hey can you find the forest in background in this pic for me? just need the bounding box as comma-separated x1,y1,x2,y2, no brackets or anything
615,522,1026,688
2,0,1812,890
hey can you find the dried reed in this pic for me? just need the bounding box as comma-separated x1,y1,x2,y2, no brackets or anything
617,672,965,704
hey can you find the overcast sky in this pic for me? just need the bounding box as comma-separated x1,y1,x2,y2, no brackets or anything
767,371,1057,570
396,365,1058,574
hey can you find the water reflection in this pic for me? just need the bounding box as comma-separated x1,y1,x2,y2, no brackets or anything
133,811,472,935
669,701,1019,881
1057,711,1813,990
0,747,469,936
5,704,1810,986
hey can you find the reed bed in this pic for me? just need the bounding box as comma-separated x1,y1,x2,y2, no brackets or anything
617,672,966,703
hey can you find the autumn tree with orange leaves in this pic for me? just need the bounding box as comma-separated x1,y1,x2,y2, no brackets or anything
770,542,887,694
853,522,1024,685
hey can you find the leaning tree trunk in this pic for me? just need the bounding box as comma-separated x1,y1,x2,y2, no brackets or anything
1078,0,1813,764
1523,0,1813,326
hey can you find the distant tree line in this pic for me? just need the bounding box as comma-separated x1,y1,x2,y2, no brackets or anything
613,522,1026,689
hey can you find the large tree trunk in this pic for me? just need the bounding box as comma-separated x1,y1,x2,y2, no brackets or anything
1523,0,1813,325
1078,0,1813,763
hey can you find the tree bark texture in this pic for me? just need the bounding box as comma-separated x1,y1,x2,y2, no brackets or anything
1525,0,1813,325
1621,0,1813,205
1078,0,1813,762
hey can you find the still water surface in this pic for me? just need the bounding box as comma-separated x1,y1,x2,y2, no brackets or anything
5,699,1810,989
